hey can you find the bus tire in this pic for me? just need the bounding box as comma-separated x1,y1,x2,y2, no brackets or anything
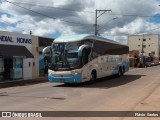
90,70,96,83
117,67,122,77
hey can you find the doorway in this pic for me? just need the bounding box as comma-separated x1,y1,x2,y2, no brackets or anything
3,58,13,80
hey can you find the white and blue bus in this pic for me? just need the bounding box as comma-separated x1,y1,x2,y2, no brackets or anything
43,34,129,83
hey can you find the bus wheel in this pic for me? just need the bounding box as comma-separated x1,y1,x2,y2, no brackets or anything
90,71,96,83
117,67,122,77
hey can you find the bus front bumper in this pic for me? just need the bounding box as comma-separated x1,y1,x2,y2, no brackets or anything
48,73,82,83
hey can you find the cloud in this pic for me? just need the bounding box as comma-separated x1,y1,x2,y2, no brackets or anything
0,14,19,24
0,0,159,42
106,18,147,35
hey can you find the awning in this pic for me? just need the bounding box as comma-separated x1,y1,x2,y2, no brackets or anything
0,44,34,58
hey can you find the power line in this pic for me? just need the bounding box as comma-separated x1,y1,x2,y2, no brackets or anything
1,17,160,37
3,1,160,18
0,18,34,32
3,0,93,27
2,0,160,37
137,26,160,34
103,25,160,37
3,1,95,13
0,19,13,26
107,13,160,18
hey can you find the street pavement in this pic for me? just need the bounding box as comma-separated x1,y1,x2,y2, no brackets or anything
0,66,160,120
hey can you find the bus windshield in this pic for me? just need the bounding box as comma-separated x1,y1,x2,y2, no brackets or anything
49,42,82,70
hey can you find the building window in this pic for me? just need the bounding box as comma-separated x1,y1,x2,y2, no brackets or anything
143,39,146,41
149,38,151,40
138,45,140,47
33,62,35,67
29,62,31,67
13,57,23,79
143,45,146,48
149,45,150,47
38,37,54,47
139,39,141,40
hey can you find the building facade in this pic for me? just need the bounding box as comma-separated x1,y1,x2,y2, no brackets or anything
0,30,54,82
128,34,160,62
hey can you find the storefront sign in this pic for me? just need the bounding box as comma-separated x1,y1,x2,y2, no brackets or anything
0,35,13,42
17,38,32,44
0,35,32,44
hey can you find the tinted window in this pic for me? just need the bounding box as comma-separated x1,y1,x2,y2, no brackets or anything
39,37,54,47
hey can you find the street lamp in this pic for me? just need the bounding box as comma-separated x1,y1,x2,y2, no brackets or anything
106,17,118,24
111,17,118,20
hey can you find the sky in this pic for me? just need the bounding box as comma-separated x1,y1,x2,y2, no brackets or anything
0,0,160,44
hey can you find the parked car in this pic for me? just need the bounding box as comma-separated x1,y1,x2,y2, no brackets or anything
145,61,155,67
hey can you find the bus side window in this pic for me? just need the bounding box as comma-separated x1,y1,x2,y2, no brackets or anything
106,56,109,62
108,56,113,62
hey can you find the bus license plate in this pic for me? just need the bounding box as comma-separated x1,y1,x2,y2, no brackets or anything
60,78,64,82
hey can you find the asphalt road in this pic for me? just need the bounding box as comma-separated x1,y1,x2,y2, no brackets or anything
0,66,160,120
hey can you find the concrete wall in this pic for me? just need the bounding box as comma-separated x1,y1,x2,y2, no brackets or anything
23,59,32,80
31,35,39,79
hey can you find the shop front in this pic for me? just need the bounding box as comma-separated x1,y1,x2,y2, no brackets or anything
0,31,34,81
0,44,34,81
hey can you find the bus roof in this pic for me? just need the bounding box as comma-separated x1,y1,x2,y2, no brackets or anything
54,34,125,45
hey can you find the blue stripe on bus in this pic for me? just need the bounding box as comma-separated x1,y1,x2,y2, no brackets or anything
48,73,82,83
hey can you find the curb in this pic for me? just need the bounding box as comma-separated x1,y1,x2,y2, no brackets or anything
0,77,48,88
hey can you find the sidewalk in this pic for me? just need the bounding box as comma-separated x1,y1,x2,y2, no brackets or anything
0,76,48,88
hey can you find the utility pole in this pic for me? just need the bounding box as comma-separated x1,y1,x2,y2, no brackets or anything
140,34,145,67
95,9,112,35
141,34,144,53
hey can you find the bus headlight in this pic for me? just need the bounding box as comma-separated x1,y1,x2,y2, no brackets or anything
49,72,54,76
71,70,82,75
